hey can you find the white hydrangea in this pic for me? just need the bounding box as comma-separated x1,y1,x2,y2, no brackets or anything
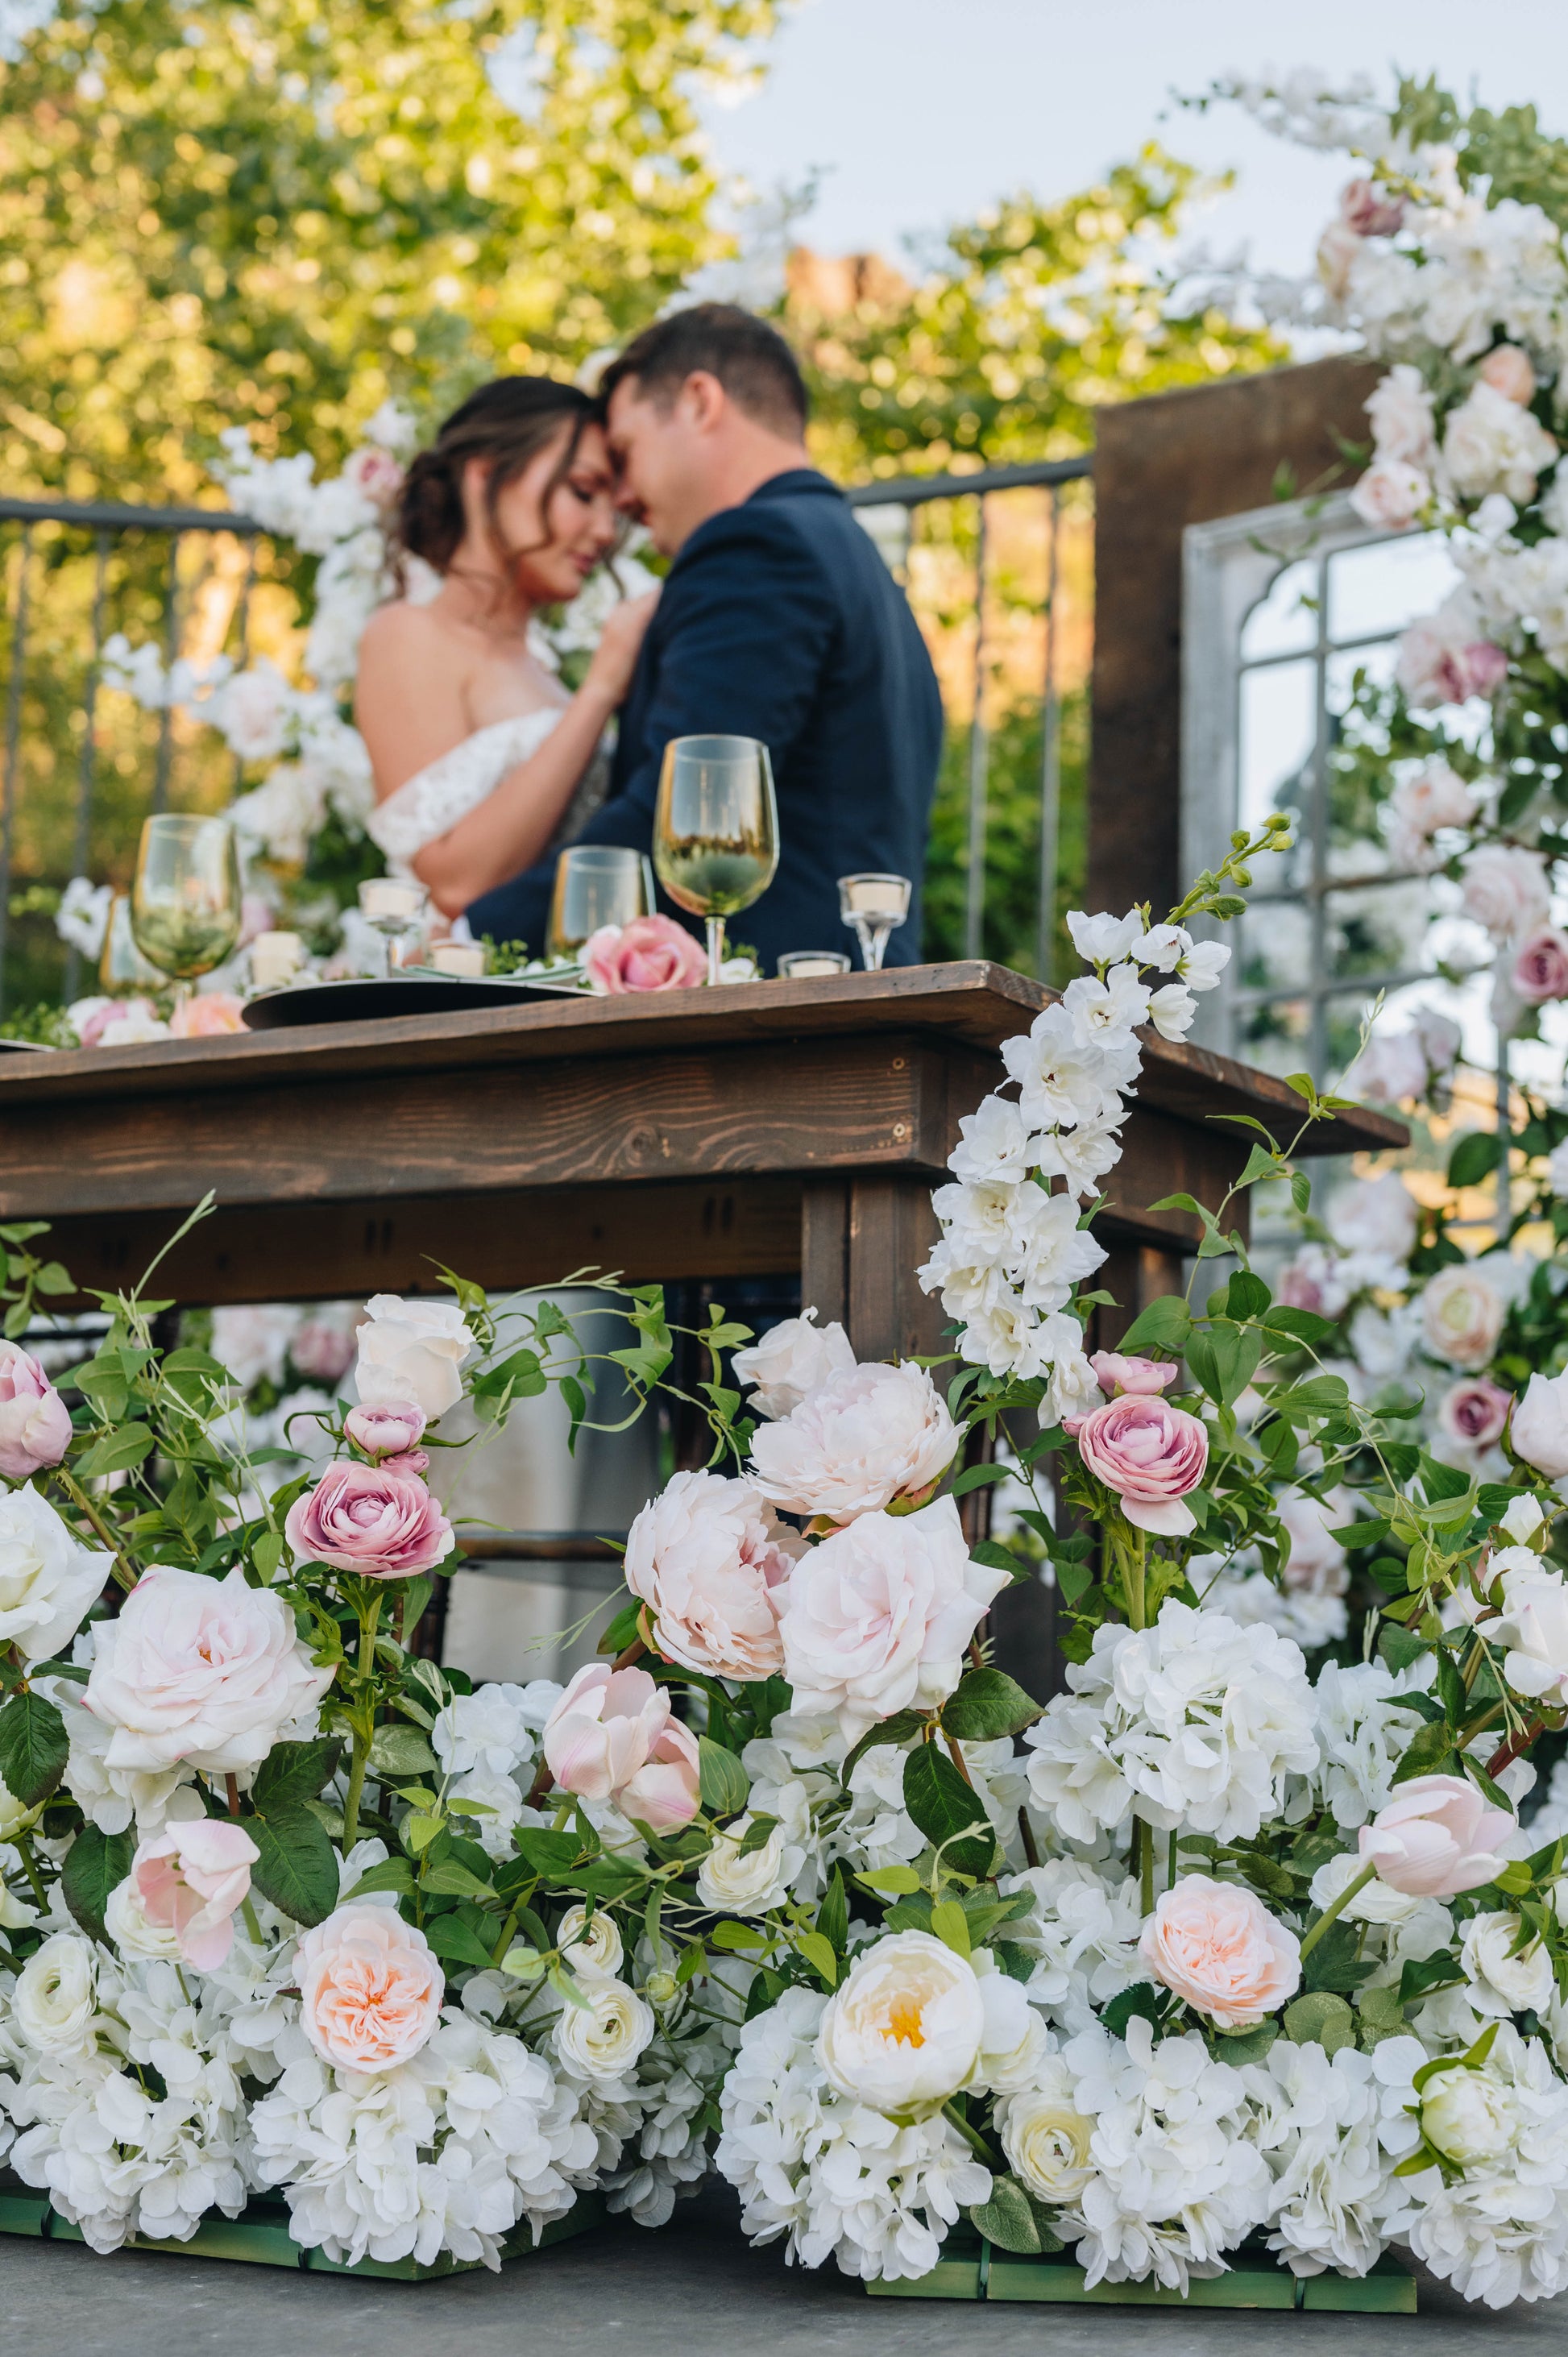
1201,1568,1348,1654
1243,2035,1424,2278
997,1859,1143,2035
1309,1658,1434,1830
432,1679,562,1859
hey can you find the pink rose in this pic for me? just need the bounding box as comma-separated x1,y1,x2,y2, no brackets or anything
344,1401,427,1460
542,1662,701,1831
297,1904,443,2073
747,1359,958,1523
624,1469,801,1682
1512,927,1568,1005
170,993,247,1039
291,1311,359,1387
0,1342,73,1479
381,1448,429,1476
284,1459,453,1579
75,995,160,1049
1437,1378,1512,1450
1339,177,1404,237
583,915,707,994
1140,1874,1300,2028
1075,1394,1209,1537
1479,344,1537,406
1089,1351,1179,1400
1359,1774,1516,1898
134,1820,259,1971
344,445,405,507
1398,607,1510,710
1350,458,1429,531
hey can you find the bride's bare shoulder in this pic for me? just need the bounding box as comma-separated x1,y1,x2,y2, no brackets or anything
359,598,454,665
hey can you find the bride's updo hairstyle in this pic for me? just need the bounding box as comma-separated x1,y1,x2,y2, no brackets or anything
392,376,596,584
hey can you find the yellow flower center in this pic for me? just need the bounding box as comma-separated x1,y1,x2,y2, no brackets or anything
885,1995,926,2048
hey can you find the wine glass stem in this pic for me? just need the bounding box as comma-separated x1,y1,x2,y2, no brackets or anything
705,915,727,988
864,922,893,974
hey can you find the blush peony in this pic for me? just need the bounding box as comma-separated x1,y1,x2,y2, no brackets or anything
1139,1874,1300,2028
541,1662,700,1831
284,1459,453,1579
583,915,707,994
777,1495,1009,1741
133,1819,259,1970
0,1345,73,1481
353,1294,471,1422
296,1905,444,2073
747,1359,958,1523
1358,1774,1516,1898
1074,1393,1209,1536
731,1309,857,1421
816,1931,986,2118
85,1563,334,1773
623,1469,800,1682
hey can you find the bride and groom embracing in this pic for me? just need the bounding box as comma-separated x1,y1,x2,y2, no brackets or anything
356,304,944,975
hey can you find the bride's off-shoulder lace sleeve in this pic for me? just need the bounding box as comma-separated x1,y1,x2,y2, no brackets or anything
364,708,565,865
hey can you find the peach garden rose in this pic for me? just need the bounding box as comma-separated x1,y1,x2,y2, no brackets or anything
1139,1874,1300,2028
296,1903,444,2073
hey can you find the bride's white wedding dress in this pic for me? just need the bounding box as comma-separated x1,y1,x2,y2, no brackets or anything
364,705,610,870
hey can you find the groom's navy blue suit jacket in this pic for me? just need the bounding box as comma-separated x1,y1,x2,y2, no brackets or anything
466,469,944,974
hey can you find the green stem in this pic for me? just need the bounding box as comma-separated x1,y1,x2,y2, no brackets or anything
491,1903,523,1968
342,1728,371,1856
239,1894,263,1947
1125,1527,1147,1633
54,1467,137,1592
340,1589,383,1854
15,1829,48,1915
1298,1860,1377,1961
1139,1821,1155,1918
942,2099,999,2167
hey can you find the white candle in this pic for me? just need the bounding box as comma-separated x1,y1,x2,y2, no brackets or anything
778,952,851,977
249,930,304,991
359,877,427,923
840,874,911,921
429,941,487,977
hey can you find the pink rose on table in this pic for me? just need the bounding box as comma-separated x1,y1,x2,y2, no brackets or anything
297,1904,443,2073
542,1662,701,1831
748,1359,958,1523
1139,1875,1300,2028
1437,1378,1513,1450
345,1401,427,1460
583,915,707,994
1358,1774,1515,1898
1075,1394,1209,1536
284,1459,452,1579
0,1342,73,1479
74,994,161,1049
133,1820,259,1971
1511,1369,1568,1480
1088,1351,1179,1401
170,992,247,1039
1512,927,1568,1005
624,1468,801,1683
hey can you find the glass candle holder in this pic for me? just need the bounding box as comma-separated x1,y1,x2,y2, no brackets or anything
358,876,429,973
429,941,487,977
837,872,911,973
777,951,852,979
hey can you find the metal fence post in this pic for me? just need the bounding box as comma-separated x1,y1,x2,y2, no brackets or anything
151,531,182,815
964,493,989,962
64,530,110,1002
0,528,33,1014
1035,485,1062,986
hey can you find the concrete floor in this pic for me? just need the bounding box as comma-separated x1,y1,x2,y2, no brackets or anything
0,2183,1560,2357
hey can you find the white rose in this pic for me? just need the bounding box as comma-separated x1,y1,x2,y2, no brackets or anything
817,1930,985,2117
1350,457,1429,529
1511,1370,1568,1480
353,1293,472,1421
1421,1264,1506,1371
778,1496,1010,1742
731,1311,856,1421
973,1959,1049,2093
555,1903,623,1978
14,1932,97,2052
0,1484,112,1662
1460,1909,1557,2017
105,1872,185,1962
1491,1564,1568,1711
1354,1031,1429,1106
1421,2063,1517,2165
1459,844,1552,945
85,1563,334,1773
695,1814,790,1915
1443,380,1558,504
1309,1846,1435,1928
0,1766,38,1842
553,1975,655,2085
1387,757,1479,869
748,1359,957,1522
1327,1172,1417,1264
210,1304,299,1392
996,2062,1095,2203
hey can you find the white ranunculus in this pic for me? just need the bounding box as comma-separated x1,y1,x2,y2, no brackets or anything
778,1496,1010,1742
1511,1370,1568,1480
555,1903,623,1979
695,1814,790,1915
817,1931,985,2117
14,1932,97,2052
353,1293,472,1421
552,1975,655,2085
1443,380,1558,504
1459,844,1552,945
731,1311,856,1421
1420,2062,1518,2166
748,1359,958,1522
1328,1172,1418,1264
1461,1910,1558,2018
0,1484,112,1662
996,2062,1095,2203
1491,1564,1568,1711
1421,1263,1507,1371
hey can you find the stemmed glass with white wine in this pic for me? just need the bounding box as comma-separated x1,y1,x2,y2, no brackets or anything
546,844,657,961
130,813,242,1008
653,736,778,986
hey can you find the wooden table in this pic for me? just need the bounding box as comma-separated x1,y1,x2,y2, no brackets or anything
0,963,1404,1356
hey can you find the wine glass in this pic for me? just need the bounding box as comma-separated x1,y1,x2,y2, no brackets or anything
546,844,657,961
98,891,168,994
130,815,242,1002
653,735,778,986
838,872,911,973
358,876,429,973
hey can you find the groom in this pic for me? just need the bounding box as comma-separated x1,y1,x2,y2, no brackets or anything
466,305,944,974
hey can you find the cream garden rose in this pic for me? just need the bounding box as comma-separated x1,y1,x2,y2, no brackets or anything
0,1484,112,1663
353,1293,471,1422
624,1470,800,1683
14,1932,97,2052
996,2060,1096,2205
297,1904,443,2073
732,1310,856,1420
748,1359,957,1522
1421,1263,1507,1371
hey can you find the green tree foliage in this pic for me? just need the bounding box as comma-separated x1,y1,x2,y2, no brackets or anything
922,691,1089,981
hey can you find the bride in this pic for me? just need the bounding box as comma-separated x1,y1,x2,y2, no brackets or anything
356,376,657,919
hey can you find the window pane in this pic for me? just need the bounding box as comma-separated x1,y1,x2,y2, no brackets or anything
1326,531,1459,644
1236,996,1312,1078
1236,901,1313,998
1325,880,1430,981
1240,558,1318,662
1239,658,1317,838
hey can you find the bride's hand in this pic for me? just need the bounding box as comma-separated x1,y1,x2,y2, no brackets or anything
582,589,660,708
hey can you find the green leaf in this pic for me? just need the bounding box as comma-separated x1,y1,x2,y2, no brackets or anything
969,2176,1040,2255
1281,1991,1356,2055
424,1911,502,1972
710,1919,770,1952
1273,1375,1352,1419
1054,1556,1094,1608
697,1735,749,1819
1447,1130,1504,1190
1114,1295,1193,1355
0,1690,68,1807
1214,2020,1279,2063
248,1805,340,1927
251,1738,341,1815
857,1865,923,1896
1290,1169,1312,1216
63,1824,134,1943
993,1937,1035,1984
1392,1719,1459,1786
940,1668,1042,1742
948,1461,1014,1499
1226,1269,1271,1321
367,1723,438,1780
73,1421,155,1478
930,1897,971,1956
840,1709,927,1781
512,1827,583,1876
346,1856,415,1899
1261,1305,1338,1347
422,1856,497,1902
1300,1920,1374,1996
1379,1624,1429,1674
1100,1981,1167,2038
1237,1141,1284,1189
1204,1318,1261,1408
794,1929,838,1987
818,1865,848,1957
902,1744,995,1878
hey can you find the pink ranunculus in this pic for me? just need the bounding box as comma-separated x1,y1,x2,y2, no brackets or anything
1479,343,1537,406
290,1309,359,1387
624,1468,802,1683
1437,1377,1513,1450
541,1662,701,1831
1139,1874,1301,2029
583,915,707,994
133,1820,259,1971
296,1904,443,2073
1358,1774,1516,1898
1089,1351,1180,1400
170,992,247,1039
380,1448,429,1476
1512,927,1568,1005
344,1401,427,1460
284,1459,453,1579
0,1342,73,1479
1075,1394,1209,1537
1339,177,1404,238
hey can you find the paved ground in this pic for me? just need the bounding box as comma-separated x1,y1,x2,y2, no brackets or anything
1,2183,1561,2357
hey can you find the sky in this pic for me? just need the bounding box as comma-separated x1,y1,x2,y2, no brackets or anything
706,0,1568,282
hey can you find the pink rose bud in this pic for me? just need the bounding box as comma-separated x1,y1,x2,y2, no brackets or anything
1075,1394,1209,1537
1512,927,1568,1006
345,1401,428,1459
380,1447,430,1476
1358,1773,1516,1898
0,1342,73,1480
284,1458,453,1579
1089,1351,1180,1400
542,1662,701,1830
1437,1378,1513,1450
583,915,708,994
1338,176,1404,237
134,1820,259,1971
1479,343,1537,405
1139,1874,1300,2028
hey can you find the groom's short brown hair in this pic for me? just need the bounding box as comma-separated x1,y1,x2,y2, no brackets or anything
599,304,808,436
